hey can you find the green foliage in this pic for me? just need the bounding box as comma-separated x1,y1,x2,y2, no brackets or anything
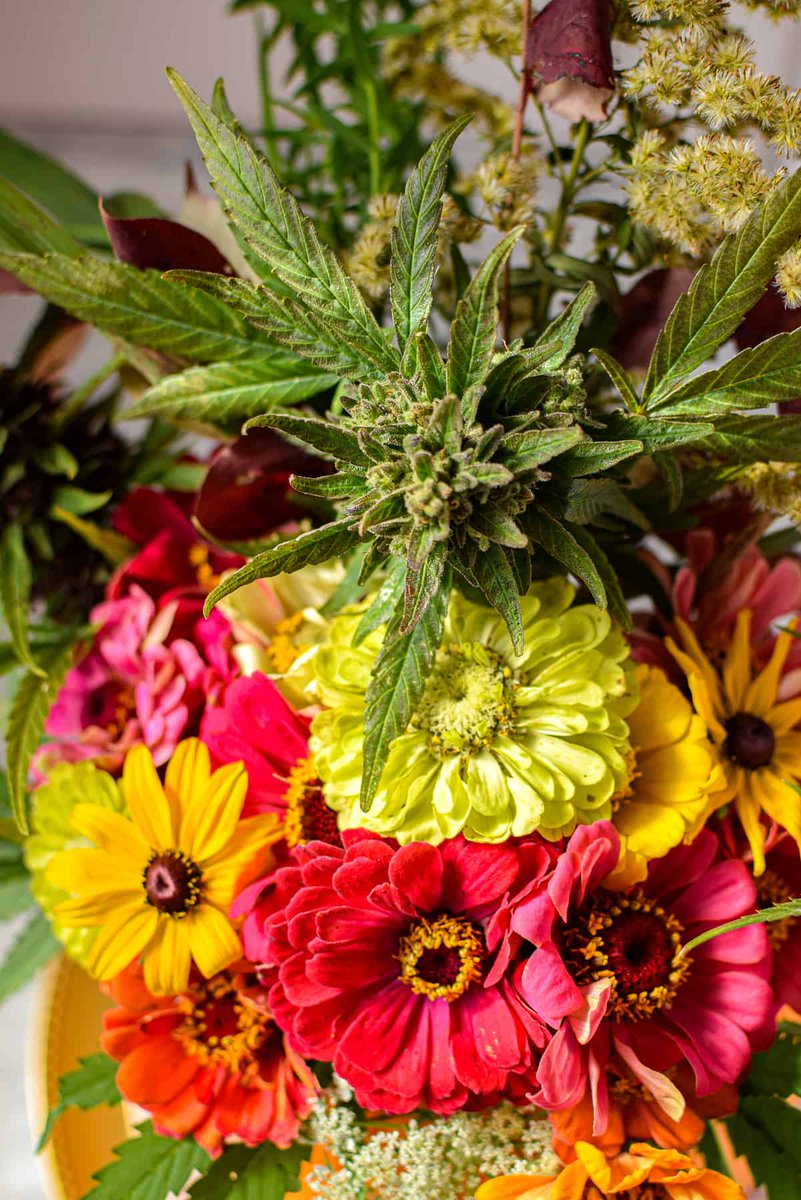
361,575,450,811
0,125,105,243
727,1098,801,1197
38,1053,121,1151
6,644,73,833
0,911,59,1007
0,177,82,258
84,1123,211,1200
643,164,801,406
187,1140,310,1199
0,523,45,676
653,327,801,416
747,1022,801,1098
695,414,801,462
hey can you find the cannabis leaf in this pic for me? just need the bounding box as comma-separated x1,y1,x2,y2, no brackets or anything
643,165,801,406
6,643,73,832
187,1141,310,1199
0,912,59,1007
38,1053,121,1150
0,522,45,676
535,281,596,369
390,116,470,350
84,1123,211,1200
0,177,82,258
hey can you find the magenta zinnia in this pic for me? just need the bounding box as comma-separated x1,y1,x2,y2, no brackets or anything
240,832,555,1114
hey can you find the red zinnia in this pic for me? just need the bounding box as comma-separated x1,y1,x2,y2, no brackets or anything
101,962,318,1155
241,832,554,1114
508,822,774,1135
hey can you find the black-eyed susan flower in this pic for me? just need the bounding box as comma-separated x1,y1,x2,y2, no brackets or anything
47,738,281,994
667,612,801,874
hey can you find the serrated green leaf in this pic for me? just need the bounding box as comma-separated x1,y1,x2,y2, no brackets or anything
0,125,104,242
6,644,73,833
564,522,632,630
446,227,526,417
471,543,524,653
0,251,271,363
354,557,406,645
244,411,368,465
85,1122,211,1200
38,1053,121,1151
187,1140,310,1200
124,357,337,427
401,536,447,632
204,517,360,615
557,438,644,477
602,412,716,454
500,427,584,473
534,282,596,370
653,450,683,511
168,71,397,380
390,117,470,350
653,327,801,416
563,478,650,531
361,576,450,811
695,414,801,462
0,523,44,676
0,912,59,1007
592,347,640,411
643,166,801,405
527,509,606,609
290,471,366,499
415,331,447,400
0,177,83,259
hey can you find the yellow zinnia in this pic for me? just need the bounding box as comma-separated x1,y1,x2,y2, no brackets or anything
476,1141,746,1199
47,739,280,994
667,612,801,874
607,663,722,887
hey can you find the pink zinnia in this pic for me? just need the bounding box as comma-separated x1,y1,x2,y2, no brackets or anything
38,584,234,775
509,822,774,1134
237,832,553,1114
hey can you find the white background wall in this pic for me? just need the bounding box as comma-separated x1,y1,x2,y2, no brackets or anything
2,3,801,1197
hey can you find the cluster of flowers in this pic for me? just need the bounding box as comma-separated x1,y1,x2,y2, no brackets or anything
25,478,801,1199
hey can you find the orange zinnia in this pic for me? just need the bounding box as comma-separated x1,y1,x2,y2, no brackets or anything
101,961,319,1156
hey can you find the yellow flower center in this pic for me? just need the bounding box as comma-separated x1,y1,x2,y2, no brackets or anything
564,893,692,1021
397,914,485,1002
142,849,203,917
757,869,795,948
176,974,276,1078
188,544,221,594
283,755,341,848
264,612,310,674
413,641,517,758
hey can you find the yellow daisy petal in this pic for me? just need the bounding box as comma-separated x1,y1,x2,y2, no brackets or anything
122,745,175,851
734,781,767,876
164,738,212,824
179,761,247,863
768,698,801,737
85,903,158,980
758,770,801,850
186,904,242,978
665,636,726,739
201,815,281,908
70,805,149,863
142,918,192,995
722,610,753,712
56,889,142,926
745,626,794,715
47,847,141,898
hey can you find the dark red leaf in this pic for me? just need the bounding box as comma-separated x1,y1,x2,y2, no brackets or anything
525,0,615,122
99,198,233,274
194,427,335,542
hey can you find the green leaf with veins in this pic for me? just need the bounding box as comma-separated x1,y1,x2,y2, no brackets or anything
0,177,83,258
38,1054,121,1151
534,282,596,370
470,543,524,653
0,912,59,1007
187,1140,310,1200
0,523,45,677
6,644,74,833
694,414,801,462
84,1123,211,1200
245,410,369,465
652,327,801,416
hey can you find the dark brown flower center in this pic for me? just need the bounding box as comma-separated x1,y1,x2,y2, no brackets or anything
143,850,202,916
398,914,485,1002
724,711,775,769
176,974,278,1076
564,893,691,1021
284,755,341,848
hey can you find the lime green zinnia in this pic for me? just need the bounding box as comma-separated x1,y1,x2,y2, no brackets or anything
311,577,637,844
24,761,126,964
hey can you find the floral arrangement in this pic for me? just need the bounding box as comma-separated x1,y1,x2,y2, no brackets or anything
4,0,801,1196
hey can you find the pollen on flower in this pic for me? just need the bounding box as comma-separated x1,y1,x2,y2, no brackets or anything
143,849,203,917
563,892,693,1021
412,641,517,758
176,974,277,1077
757,870,795,948
188,543,221,593
263,611,310,675
398,914,485,1001
283,755,341,847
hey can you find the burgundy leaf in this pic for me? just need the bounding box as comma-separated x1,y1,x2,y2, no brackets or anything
194,427,334,542
99,198,233,274
525,0,615,122
734,286,801,349
612,268,697,371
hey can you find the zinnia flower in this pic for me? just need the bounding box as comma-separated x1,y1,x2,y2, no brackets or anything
607,664,721,887
201,672,340,844
47,739,280,994
244,832,552,1114
101,961,318,1155
312,578,636,844
667,612,801,873
511,823,773,1129
476,1141,746,1199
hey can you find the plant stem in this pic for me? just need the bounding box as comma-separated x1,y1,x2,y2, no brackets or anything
364,77,381,197
534,117,592,326
502,0,532,341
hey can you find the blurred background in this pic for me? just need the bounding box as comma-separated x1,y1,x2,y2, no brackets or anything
2,2,801,1196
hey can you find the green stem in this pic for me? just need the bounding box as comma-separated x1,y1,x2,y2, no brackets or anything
535,118,592,326
678,897,801,959
52,354,125,433
364,77,381,197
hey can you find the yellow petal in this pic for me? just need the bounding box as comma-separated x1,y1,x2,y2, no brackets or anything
56,890,142,926
745,625,794,715
476,1178,557,1200
722,611,754,711
666,628,726,740
758,770,801,850
70,805,149,863
165,738,211,824
142,918,192,995
85,903,158,980
179,761,247,863
123,745,175,851
202,815,281,907
768,698,801,737
186,904,242,978
47,847,142,898
734,781,767,876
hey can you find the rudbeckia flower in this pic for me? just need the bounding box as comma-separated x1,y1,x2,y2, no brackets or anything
607,664,721,887
101,961,318,1155
47,739,280,994
667,611,801,873
476,1141,746,1199
312,578,636,844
